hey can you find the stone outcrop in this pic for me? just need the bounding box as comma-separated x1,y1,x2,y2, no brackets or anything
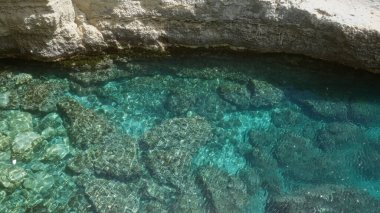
0,0,379,72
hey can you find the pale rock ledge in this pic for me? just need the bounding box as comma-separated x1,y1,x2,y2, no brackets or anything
0,0,379,72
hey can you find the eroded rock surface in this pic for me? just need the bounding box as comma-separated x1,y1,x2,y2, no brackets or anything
0,0,379,72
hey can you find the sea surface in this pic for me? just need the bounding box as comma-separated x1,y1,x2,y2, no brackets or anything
0,52,379,212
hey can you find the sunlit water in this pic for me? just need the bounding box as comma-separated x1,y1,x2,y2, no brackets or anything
0,52,379,212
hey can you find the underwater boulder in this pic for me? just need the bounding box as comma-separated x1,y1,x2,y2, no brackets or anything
139,177,206,212
0,92,10,108
78,175,140,213
67,153,93,175
248,79,284,108
16,170,91,212
316,122,365,151
271,108,306,128
273,133,336,183
175,183,206,212
350,98,380,126
59,99,141,178
69,68,124,86
0,190,28,212
0,110,33,138
23,172,55,194
139,178,177,209
67,57,143,86
0,163,28,191
217,81,252,109
143,117,212,188
139,201,170,212
43,143,70,161
290,91,349,121
271,108,323,140
37,113,64,132
0,91,19,110
89,136,141,178
37,112,68,141
357,141,380,179
18,79,69,112
0,190,5,203
139,176,206,212
0,151,10,163
0,134,11,151
267,185,380,213
197,166,249,213
12,73,33,86
165,88,197,116
248,129,284,195
12,131,44,161
57,99,121,149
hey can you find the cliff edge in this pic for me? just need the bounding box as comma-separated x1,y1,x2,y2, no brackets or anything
0,0,379,72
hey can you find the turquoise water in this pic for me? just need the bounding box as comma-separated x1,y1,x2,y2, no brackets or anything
0,52,380,212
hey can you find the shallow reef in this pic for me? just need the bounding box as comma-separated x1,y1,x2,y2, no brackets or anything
0,53,380,212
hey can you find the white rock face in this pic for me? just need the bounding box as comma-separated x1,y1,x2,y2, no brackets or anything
0,0,379,72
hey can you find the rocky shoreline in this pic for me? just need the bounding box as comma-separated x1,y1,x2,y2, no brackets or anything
0,0,379,72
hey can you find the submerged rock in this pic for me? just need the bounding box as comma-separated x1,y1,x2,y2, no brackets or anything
78,176,140,213
291,91,349,121
0,163,28,190
0,134,11,151
143,117,212,188
12,132,44,161
139,178,177,207
57,99,121,149
248,130,284,194
217,82,252,109
18,79,69,112
175,183,206,212
12,73,33,86
248,79,284,108
37,113,64,132
267,185,380,213
68,58,143,85
193,143,247,175
357,141,380,179
217,80,284,110
316,122,364,151
69,136,141,178
197,166,249,213
350,98,380,126
43,143,70,161
59,99,141,178
0,92,10,108
273,133,338,182
0,151,10,162
23,172,55,194
0,110,33,138
165,88,197,115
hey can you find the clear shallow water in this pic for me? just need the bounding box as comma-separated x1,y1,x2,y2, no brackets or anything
0,53,380,212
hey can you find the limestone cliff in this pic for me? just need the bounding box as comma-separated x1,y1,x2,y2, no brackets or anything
0,0,379,72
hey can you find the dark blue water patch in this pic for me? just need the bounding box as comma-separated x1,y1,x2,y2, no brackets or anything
0,53,380,212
